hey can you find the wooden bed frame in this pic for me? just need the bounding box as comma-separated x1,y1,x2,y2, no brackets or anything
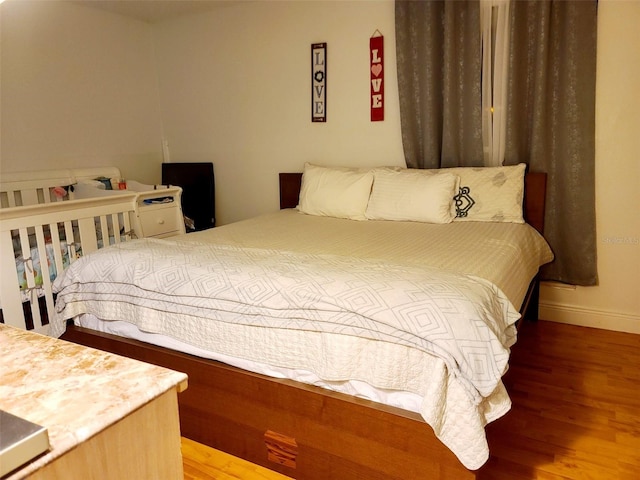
60,171,547,480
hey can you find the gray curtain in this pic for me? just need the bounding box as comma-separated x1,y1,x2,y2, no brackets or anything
395,0,483,168
395,0,598,286
504,1,598,285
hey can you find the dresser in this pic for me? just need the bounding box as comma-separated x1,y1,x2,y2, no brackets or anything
0,325,188,479
73,180,186,239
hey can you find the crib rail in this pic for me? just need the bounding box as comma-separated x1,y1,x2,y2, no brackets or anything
0,169,76,207
0,194,137,334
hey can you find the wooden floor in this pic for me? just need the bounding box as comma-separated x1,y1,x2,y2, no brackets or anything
182,437,291,480
181,320,640,479
479,320,640,479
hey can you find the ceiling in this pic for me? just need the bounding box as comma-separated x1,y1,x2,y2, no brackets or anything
74,0,235,24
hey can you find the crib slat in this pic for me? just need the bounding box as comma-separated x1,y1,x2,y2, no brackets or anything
18,228,34,291
5,191,18,208
122,212,132,240
99,216,110,247
0,230,27,329
18,227,44,330
34,224,55,332
63,220,78,262
21,190,40,206
111,213,122,244
78,217,98,254
49,222,66,279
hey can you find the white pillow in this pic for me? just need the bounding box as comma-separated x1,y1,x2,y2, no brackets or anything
298,163,374,221
440,163,527,223
365,169,459,223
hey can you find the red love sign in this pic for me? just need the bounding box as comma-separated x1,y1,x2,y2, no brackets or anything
370,34,384,122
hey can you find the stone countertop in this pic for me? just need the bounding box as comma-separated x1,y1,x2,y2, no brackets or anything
0,324,188,479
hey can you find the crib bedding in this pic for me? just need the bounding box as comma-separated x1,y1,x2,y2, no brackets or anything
15,242,73,289
6,223,125,306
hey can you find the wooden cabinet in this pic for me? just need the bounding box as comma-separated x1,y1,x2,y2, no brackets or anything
23,390,183,480
1,325,188,480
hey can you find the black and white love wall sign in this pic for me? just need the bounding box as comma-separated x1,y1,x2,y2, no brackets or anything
311,43,327,122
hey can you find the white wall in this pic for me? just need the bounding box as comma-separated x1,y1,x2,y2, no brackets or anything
153,0,404,224
0,0,164,183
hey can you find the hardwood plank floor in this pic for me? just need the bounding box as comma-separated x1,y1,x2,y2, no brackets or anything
182,437,292,480
182,320,640,479
479,320,640,479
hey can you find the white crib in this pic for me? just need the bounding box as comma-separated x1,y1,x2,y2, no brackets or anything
0,167,183,334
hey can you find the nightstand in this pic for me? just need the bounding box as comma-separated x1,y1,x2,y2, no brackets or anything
128,182,185,238
73,180,186,239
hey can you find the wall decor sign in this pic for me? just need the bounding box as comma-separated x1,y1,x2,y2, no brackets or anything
370,31,384,122
311,42,327,122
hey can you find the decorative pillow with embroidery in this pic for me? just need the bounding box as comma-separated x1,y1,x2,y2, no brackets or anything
440,164,527,223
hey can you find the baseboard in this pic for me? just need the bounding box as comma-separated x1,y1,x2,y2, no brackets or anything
539,302,640,334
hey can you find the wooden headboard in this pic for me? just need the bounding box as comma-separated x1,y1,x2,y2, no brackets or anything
279,171,547,235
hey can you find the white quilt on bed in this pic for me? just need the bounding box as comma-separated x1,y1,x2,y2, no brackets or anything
180,209,553,309
51,211,554,469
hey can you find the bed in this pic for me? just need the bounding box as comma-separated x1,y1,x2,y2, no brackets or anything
3,163,553,479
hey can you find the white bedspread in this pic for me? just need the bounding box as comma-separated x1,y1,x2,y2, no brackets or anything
51,210,554,469
180,209,553,309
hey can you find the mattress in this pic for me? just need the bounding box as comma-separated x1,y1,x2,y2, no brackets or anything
53,209,553,469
